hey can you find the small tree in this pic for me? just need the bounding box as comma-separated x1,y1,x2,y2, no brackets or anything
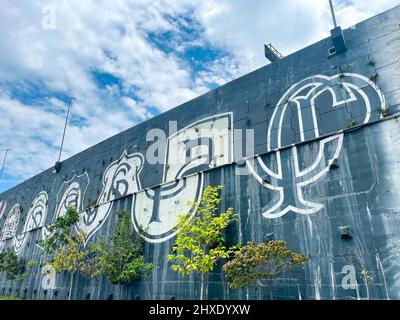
51,232,93,300
38,206,94,300
342,244,373,299
0,249,25,281
92,210,153,299
223,240,308,299
168,185,235,300
27,259,37,269
38,205,80,254
80,254,101,299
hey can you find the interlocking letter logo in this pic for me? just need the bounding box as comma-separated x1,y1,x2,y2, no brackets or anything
42,172,90,241
14,191,48,255
1,203,21,241
76,151,143,245
132,113,233,243
247,73,385,218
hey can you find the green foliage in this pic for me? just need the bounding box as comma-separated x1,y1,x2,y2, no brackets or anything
51,232,91,274
27,259,37,269
223,240,308,290
37,205,80,254
0,249,25,281
0,296,22,300
346,120,356,128
37,206,96,299
92,210,153,285
361,269,373,282
380,107,389,118
80,255,101,280
168,185,236,276
49,230,96,300
118,256,153,283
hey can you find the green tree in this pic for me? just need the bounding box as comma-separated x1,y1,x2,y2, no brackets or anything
51,232,94,300
168,185,235,300
0,249,25,281
38,205,96,300
80,254,101,299
222,240,309,299
38,205,80,254
27,259,37,269
92,210,153,299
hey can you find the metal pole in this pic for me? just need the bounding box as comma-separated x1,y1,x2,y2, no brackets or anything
0,149,10,182
57,97,75,163
329,0,338,28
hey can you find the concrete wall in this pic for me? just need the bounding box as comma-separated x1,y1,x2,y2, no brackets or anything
0,5,400,300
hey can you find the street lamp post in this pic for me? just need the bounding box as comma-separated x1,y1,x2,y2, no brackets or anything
328,0,338,28
0,148,10,182
55,97,75,173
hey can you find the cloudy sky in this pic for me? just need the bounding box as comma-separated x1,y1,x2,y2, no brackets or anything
0,0,398,192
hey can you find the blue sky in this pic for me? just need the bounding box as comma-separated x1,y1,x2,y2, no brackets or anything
0,0,399,193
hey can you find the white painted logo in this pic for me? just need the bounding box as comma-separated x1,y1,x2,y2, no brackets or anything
13,191,48,255
1,203,21,241
77,151,143,244
247,73,385,218
132,113,233,243
42,172,89,241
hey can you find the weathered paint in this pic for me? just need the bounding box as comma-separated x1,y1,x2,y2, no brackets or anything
1,6,400,300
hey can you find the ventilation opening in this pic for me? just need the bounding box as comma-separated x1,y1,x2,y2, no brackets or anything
339,226,353,240
329,159,340,170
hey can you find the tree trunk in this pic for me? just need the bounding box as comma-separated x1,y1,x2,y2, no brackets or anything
90,284,95,300
268,285,273,300
364,277,370,300
68,272,74,300
118,284,123,300
200,273,205,300
91,278,98,300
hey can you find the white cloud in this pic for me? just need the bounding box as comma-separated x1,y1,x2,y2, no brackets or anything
334,0,400,28
193,0,331,72
0,0,398,191
0,0,206,187
193,0,400,73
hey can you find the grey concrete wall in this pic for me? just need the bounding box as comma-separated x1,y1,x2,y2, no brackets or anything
0,5,400,300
